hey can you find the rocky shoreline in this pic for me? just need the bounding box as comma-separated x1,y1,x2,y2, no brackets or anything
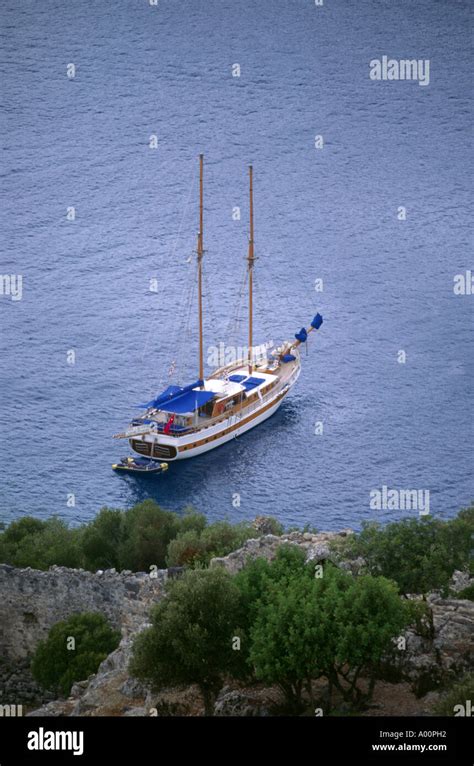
0,527,472,716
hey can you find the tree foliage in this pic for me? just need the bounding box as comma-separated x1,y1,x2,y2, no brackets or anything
31,613,120,696
0,504,271,573
332,506,474,595
434,673,474,716
129,544,424,715
129,568,245,714
166,520,257,568
238,551,413,712
0,517,83,570
81,508,123,570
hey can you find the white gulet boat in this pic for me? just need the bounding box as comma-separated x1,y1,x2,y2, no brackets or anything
114,155,323,462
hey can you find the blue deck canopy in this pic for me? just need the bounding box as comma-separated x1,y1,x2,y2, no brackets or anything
136,380,204,410
159,389,216,414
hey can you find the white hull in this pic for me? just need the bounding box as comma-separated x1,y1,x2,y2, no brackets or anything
159,388,286,460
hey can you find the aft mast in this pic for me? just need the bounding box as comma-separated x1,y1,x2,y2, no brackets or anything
197,154,204,383
247,164,255,375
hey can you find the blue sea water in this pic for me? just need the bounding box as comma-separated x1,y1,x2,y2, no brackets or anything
0,0,472,531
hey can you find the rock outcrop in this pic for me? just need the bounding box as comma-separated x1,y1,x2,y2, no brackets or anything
210,529,354,574
0,563,166,710
395,590,474,695
0,564,166,662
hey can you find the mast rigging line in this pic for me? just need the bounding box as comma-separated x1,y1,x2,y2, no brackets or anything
225,263,249,347
252,268,275,348
139,159,198,367
169,264,198,383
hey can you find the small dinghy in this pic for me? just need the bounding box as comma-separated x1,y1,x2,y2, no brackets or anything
112,456,169,475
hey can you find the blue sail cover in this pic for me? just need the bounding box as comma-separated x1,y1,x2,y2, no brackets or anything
135,385,181,409
295,327,308,343
311,313,323,330
152,385,183,406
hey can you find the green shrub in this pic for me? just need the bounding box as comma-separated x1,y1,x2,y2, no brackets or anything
200,521,255,556
0,506,259,573
129,568,245,715
0,517,83,570
166,520,259,567
118,500,180,571
81,508,124,570
252,516,284,536
332,506,474,595
246,562,413,713
434,674,474,716
31,613,120,696
178,508,207,534
455,583,474,601
166,529,208,567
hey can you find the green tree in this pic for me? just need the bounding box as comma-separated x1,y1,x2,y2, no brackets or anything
328,573,414,708
0,517,83,570
31,613,120,696
0,517,45,564
235,544,310,635
129,568,244,714
249,574,323,711
0,516,45,544
166,519,259,568
240,555,412,712
166,529,207,567
118,500,179,571
333,508,474,595
81,507,124,570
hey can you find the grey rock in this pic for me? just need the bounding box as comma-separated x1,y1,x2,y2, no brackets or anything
214,687,270,717
210,530,348,574
0,565,166,661
451,570,473,593
120,676,148,698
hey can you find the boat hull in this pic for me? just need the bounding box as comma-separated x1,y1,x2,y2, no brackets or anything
175,388,286,459
126,351,302,461
129,386,290,461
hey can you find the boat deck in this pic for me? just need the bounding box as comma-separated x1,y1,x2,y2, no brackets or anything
128,357,299,437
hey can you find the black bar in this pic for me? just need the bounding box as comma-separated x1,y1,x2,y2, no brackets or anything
0,716,471,765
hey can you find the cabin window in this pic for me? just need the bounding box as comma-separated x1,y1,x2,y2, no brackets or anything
200,400,215,417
